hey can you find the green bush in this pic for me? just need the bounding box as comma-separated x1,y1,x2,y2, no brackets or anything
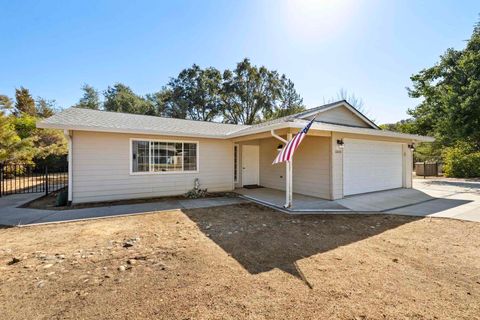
443,143,480,178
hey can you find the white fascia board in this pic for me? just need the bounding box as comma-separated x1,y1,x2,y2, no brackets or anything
36,122,228,139
302,122,434,142
226,122,292,138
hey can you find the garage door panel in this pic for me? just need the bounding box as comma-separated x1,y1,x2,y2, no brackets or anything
343,139,403,196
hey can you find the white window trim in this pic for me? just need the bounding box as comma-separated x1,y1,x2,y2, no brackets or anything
234,144,239,183
129,138,199,175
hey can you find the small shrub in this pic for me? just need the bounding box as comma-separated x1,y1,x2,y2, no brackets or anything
56,189,68,206
443,142,480,178
185,178,208,199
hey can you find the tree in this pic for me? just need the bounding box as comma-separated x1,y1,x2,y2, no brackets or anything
0,110,34,162
162,65,223,121
146,89,170,117
74,84,101,110
14,87,36,116
336,88,365,112
35,97,56,118
264,76,305,120
379,118,418,134
103,83,155,115
221,58,281,125
407,20,480,149
0,95,13,112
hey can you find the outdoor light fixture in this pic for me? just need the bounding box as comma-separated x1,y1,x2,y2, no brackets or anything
336,139,344,149
277,144,283,151
408,143,416,151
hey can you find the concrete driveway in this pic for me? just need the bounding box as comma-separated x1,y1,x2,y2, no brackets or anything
338,178,480,222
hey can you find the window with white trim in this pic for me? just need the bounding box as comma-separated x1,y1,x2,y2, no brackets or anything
131,140,198,173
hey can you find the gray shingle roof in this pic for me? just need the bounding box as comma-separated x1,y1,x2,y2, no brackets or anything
38,100,385,139
38,108,248,138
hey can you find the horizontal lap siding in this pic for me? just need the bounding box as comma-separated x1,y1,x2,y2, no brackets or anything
72,131,233,203
316,106,370,127
259,136,330,199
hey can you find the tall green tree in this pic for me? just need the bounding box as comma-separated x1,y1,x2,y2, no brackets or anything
0,95,13,112
0,110,34,162
407,21,480,149
264,76,305,120
103,83,155,115
146,89,170,117
221,58,281,125
162,65,223,121
35,97,56,118
14,87,36,116
74,84,101,110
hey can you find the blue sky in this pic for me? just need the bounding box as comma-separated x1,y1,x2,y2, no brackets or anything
0,0,478,124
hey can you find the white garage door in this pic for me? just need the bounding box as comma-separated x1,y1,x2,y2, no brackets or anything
343,139,403,196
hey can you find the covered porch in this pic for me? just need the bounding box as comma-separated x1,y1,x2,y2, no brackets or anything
235,187,349,212
233,127,337,207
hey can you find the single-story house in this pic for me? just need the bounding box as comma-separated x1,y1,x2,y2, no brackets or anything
37,100,433,205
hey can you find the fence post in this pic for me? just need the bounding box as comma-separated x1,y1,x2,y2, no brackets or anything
423,162,426,179
45,166,49,196
435,161,439,177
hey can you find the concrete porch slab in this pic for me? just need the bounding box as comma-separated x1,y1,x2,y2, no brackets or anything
337,188,435,212
235,188,349,212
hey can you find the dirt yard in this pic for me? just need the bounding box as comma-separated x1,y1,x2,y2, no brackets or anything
0,203,479,320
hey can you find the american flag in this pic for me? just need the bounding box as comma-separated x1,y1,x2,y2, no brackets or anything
272,117,316,164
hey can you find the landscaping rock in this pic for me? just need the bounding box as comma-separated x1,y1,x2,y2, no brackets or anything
118,265,126,272
7,256,22,265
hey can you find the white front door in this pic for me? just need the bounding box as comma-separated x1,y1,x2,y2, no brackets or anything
343,139,403,196
242,145,260,186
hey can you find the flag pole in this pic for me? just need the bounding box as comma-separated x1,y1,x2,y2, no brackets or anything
286,132,293,208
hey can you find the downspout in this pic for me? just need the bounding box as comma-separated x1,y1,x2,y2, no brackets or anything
64,130,73,205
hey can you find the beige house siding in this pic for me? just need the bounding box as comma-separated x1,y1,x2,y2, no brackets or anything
309,106,371,127
71,131,234,203
330,132,344,200
257,136,330,199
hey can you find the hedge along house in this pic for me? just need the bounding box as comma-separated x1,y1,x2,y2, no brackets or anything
37,100,434,207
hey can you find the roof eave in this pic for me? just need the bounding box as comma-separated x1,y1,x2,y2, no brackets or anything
37,122,228,139
226,121,434,142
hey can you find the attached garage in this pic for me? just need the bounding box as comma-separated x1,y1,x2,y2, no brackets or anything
343,139,403,196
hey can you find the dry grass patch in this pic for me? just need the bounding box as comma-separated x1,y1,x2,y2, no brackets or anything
0,203,479,319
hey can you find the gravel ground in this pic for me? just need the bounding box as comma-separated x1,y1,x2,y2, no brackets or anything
0,203,479,319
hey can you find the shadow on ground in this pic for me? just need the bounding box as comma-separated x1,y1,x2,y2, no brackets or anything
183,203,422,285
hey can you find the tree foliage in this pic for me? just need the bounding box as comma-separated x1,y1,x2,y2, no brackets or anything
14,87,36,116
74,84,101,110
160,59,304,124
103,83,156,115
407,21,480,149
161,65,223,121
0,88,66,164
0,109,34,162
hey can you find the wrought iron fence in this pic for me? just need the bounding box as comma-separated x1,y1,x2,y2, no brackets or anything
0,162,68,197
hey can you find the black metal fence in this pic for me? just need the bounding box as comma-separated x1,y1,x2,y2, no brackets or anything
0,162,68,197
